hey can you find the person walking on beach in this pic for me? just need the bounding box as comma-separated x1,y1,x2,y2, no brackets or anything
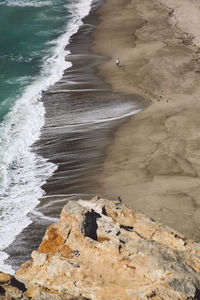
116,58,120,67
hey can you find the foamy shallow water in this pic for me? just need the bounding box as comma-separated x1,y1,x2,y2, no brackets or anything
0,0,93,274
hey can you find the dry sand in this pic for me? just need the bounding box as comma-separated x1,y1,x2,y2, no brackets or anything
93,0,200,239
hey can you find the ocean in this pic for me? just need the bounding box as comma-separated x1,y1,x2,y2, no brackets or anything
0,0,144,275
0,0,93,273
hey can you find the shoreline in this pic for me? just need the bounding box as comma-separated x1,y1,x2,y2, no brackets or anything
5,0,146,271
3,0,200,276
4,0,106,271
94,0,200,239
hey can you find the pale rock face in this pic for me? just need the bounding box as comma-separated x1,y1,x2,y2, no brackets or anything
31,251,47,267
12,197,200,299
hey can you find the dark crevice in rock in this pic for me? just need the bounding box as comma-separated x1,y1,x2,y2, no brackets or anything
133,230,144,239
102,206,107,216
0,286,5,295
83,210,101,241
194,287,200,300
10,277,27,292
119,224,134,232
120,239,126,244
66,230,71,241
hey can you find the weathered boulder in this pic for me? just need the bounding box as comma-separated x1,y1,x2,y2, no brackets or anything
12,196,200,299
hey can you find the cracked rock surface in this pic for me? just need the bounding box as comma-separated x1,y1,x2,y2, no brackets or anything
6,197,200,299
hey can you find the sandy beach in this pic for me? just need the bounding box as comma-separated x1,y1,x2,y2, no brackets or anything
5,0,146,270
6,0,200,271
94,0,200,239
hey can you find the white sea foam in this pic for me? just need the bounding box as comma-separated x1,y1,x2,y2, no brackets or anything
1,0,52,7
43,102,141,134
0,0,93,273
31,209,59,223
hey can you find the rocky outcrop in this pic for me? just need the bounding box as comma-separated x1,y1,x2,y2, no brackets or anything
0,272,27,300
4,197,200,299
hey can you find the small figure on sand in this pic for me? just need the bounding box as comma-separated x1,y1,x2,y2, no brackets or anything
116,58,120,67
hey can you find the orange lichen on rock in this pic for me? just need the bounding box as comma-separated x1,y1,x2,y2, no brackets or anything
14,197,200,300
38,225,65,254
60,245,73,258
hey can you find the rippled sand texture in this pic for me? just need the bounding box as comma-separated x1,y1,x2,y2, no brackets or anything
95,0,200,239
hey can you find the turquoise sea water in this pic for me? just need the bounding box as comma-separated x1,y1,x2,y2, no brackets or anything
0,0,92,273
0,0,71,121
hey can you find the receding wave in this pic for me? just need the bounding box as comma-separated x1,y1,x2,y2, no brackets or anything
0,0,93,274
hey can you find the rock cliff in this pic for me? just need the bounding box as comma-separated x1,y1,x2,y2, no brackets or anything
2,197,200,299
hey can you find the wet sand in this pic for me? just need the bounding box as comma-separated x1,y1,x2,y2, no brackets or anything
95,0,200,239
5,0,146,270
7,0,200,271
